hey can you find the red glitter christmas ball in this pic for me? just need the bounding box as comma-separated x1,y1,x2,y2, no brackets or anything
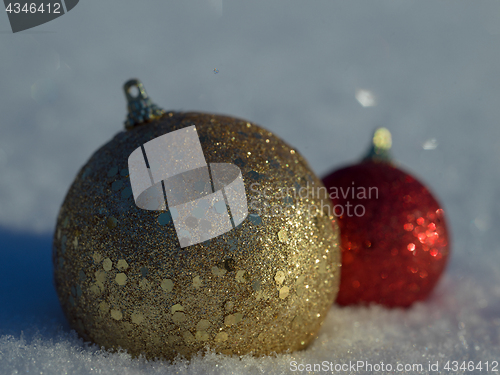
322,128,450,307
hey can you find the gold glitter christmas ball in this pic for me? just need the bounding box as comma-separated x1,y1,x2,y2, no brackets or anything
53,79,341,360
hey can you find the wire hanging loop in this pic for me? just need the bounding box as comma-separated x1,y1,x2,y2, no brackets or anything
123,79,166,130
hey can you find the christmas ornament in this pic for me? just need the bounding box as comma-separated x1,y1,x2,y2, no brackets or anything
53,79,341,360
322,128,450,307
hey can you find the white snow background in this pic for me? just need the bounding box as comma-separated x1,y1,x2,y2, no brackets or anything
1,1,500,374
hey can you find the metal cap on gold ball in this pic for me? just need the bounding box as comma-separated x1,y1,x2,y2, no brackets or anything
53,79,341,360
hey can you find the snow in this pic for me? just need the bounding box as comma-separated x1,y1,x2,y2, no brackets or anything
1,232,499,374
1,0,500,373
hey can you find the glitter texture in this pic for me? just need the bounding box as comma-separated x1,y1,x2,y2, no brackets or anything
53,111,341,360
323,160,449,307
